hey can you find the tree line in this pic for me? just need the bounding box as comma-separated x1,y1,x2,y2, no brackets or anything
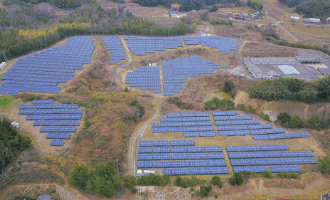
3,0,97,8
133,0,243,11
247,0,263,11
0,119,31,174
249,77,330,104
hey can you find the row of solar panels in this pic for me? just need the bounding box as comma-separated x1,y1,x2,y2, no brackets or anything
19,109,83,115
139,146,222,153
219,128,285,136
228,151,313,159
230,157,317,166
40,126,77,132
33,120,80,126
102,35,126,65
153,126,215,133
253,132,310,140
227,145,288,152
19,104,79,109
46,132,70,139
26,114,82,120
217,124,272,130
167,112,232,118
153,121,213,127
126,67,161,93
138,159,227,168
138,153,224,160
184,131,216,137
232,165,300,173
164,167,229,175
50,139,64,146
140,140,195,146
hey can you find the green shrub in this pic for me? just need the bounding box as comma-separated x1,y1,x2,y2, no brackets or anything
277,112,291,125
210,17,232,26
215,194,218,198
197,185,212,197
277,172,298,179
318,156,330,175
248,0,263,10
168,97,194,110
261,170,272,178
204,97,235,110
209,5,218,12
137,174,170,187
260,113,271,122
224,80,235,92
210,176,222,188
174,176,201,188
228,173,244,186
290,115,302,128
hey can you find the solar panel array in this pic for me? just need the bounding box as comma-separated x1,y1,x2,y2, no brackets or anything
19,100,83,146
137,140,228,175
183,36,237,54
125,67,161,93
162,55,220,96
213,112,311,140
226,145,317,173
0,36,95,95
125,36,183,56
152,112,216,137
102,35,126,64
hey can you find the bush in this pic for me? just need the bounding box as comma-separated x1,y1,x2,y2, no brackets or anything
224,81,234,92
237,104,256,114
318,156,330,175
209,5,218,12
174,176,201,188
277,112,291,125
215,194,218,198
248,0,263,10
137,174,170,187
290,115,302,128
197,185,212,197
204,97,235,110
210,17,232,26
228,173,244,186
125,87,128,92
210,176,222,188
261,170,273,178
277,172,298,179
168,97,194,110
260,113,271,122
125,176,136,193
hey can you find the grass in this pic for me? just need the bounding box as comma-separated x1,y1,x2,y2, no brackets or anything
0,96,15,108
213,91,231,100
287,24,330,36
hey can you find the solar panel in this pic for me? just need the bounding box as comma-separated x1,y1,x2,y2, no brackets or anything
246,152,264,158
260,145,288,151
266,158,286,165
50,139,64,146
226,146,244,152
269,134,286,140
230,159,249,166
207,153,224,159
172,160,189,167
249,159,267,165
171,153,189,160
200,131,216,137
244,145,261,151
253,135,270,140
190,160,209,167
171,146,188,152
164,168,171,175
188,146,205,152
189,153,206,159
205,146,222,152
184,132,200,137
271,165,300,173
219,131,235,136
190,167,210,175
171,168,191,175
228,152,247,159
209,167,229,174
284,158,304,164
302,157,317,164
153,140,171,146
264,151,282,158
171,140,188,146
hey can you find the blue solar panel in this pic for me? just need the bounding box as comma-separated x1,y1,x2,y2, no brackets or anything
171,168,191,175
171,153,189,160
33,99,53,104
269,134,286,140
205,146,222,152
235,130,250,135
219,131,235,136
172,160,189,167
226,146,244,152
249,159,267,165
153,140,171,146
140,141,154,146
244,145,261,151
50,139,63,146
171,147,188,152
171,140,187,146
137,162,144,168
189,153,206,159
260,145,288,151
300,132,310,137
215,121,230,126
200,131,216,137
190,167,210,174
209,167,229,174
184,132,200,137
264,151,282,158
228,152,247,159
207,153,224,159
246,152,264,158
164,168,171,174
267,158,286,165
188,146,205,152
271,165,300,172
190,160,209,167
230,159,250,166
213,116,229,121
253,135,270,140
302,157,317,164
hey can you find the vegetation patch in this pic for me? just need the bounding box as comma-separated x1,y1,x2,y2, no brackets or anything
0,96,15,108
137,173,171,187
174,176,202,188
168,97,194,110
204,97,235,110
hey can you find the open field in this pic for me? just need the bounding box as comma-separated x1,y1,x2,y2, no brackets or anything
241,42,299,58
287,24,330,36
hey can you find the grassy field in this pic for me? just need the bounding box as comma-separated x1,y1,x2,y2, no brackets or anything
287,24,330,36
0,96,15,108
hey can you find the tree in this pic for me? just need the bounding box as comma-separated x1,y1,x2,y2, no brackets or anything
69,164,90,191
307,115,320,129
317,77,330,100
198,185,212,197
224,80,234,92
261,170,272,178
248,0,263,11
288,78,303,93
318,156,330,175
228,172,244,186
210,176,222,188
125,176,137,192
277,112,291,125
290,115,302,128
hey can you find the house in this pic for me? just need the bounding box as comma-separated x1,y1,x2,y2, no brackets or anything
37,194,53,200
125,3,139,8
327,17,330,23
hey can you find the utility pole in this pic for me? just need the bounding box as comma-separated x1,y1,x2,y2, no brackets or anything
45,39,47,49
2,51,8,62
116,159,119,174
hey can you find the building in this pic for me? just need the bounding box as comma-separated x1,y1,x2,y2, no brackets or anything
303,18,321,23
125,3,139,8
290,16,300,20
37,194,53,200
0,62,6,69
327,17,330,23
243,57,322,80
169,11,187,19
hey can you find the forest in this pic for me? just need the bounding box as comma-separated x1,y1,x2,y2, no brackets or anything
133,0,243,11
279,0,330,21
249,77,330,104
3,0,97,8
0,120,31,174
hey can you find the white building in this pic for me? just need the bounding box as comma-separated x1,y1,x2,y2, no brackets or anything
290,16,300,20
327,17,330,23
0,62,6,69
303,18,321,23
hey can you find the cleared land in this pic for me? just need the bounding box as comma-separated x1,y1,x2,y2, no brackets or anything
241,42,299,57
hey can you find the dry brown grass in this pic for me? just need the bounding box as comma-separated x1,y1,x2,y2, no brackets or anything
241,42,299,58
97,0,118,10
